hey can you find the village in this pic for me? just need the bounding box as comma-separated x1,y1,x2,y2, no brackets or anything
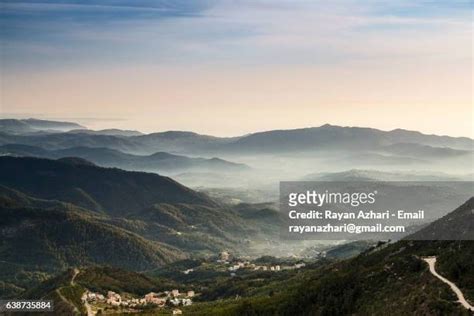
81,287,195,315
80,251,311,315
207,251,308,276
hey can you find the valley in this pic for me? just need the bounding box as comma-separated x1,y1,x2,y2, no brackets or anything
1,1,471,314
0,119,472,315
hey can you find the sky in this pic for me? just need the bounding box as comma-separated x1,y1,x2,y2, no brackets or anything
0,0,472,137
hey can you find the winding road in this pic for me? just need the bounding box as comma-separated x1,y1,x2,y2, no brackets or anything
423,257,474,312
59,268,95,316
55,269,81,315
73,269,96,316
71,268,79,286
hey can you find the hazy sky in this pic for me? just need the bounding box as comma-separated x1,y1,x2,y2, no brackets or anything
1,0,472,137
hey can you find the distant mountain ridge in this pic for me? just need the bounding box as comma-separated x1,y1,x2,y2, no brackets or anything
0,131,142,152
303,169,464,181
67,128,144,136
0,144,250,174
130,130,237,153
380,142,470,158
1,121,472,154
223,124,474,153
0,118,83,135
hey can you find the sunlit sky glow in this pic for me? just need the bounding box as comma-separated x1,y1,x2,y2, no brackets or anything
0,0,472,137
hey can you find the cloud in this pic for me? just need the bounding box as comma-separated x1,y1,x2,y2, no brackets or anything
2,1,471,137
0,0,471,70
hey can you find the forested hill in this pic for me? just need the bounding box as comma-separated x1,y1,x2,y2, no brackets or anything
190,199,474,315
0,156,216,215
408,197,474,240
0,158,280,298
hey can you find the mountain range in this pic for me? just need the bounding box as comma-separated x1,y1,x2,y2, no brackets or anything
218,124,473,153
0,144,249,174
303,169,466,181
67,128,144,136
1,119,473,314
0,156,215,214
1,120,472,183
0,118,83,135
1,121,472,155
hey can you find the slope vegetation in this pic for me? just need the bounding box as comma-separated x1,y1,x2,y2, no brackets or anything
0,156,215,215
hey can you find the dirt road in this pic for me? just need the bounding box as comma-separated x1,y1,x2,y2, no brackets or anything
423,256,474,312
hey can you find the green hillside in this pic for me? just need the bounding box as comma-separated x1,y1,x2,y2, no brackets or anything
24,266,177,299
191,199,474,315
0,159,281,298
0,186,187,298
182,240,473,316
24,240,473,316
0,156,215,215
409,197,474,240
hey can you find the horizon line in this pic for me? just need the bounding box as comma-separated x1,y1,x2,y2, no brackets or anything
1,116,473,140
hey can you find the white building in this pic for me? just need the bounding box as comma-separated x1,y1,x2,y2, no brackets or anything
170,298,180,306
106,291,121,305
219,251,230,261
